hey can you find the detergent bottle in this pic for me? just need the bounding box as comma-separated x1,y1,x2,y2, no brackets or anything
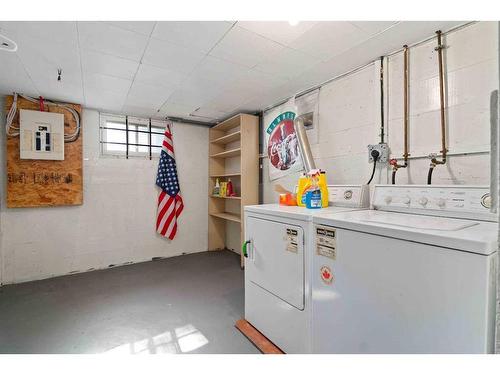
297,173,309,207
304,171,322,209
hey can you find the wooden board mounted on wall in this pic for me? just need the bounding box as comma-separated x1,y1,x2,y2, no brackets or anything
4,95,83,208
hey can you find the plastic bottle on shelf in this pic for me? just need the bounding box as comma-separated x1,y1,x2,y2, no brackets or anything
227,178,235,197
213,178,220,196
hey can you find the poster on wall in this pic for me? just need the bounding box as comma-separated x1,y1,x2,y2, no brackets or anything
266,111,303,181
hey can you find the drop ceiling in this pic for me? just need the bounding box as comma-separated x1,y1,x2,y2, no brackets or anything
0,21,465,122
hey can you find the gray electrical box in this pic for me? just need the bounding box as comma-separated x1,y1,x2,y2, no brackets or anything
367,143,389,163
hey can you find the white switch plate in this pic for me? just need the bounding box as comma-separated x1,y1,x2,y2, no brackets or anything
20,109,65,160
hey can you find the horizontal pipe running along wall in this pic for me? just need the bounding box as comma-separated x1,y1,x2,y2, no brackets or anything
0,106,209,285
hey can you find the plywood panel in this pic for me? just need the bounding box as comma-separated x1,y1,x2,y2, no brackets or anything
5,95,83,208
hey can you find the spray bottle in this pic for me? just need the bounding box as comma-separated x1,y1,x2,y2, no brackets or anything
304,170,322,209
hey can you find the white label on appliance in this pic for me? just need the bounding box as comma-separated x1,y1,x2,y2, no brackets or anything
316,226,336,259
285,228,298,253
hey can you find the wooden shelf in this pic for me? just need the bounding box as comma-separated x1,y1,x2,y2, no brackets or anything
210,173,241,178
211,114,242,132
210,195,241,200
210,131,241,145
210,212,241,223
210,148,241,158
208,113,259,268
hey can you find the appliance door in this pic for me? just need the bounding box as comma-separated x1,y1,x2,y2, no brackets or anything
246,216,305,310
312,227,496,353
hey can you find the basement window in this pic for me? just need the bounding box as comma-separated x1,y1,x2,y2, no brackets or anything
100,113,167,159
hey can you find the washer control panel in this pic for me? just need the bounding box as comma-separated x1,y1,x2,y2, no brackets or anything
328,185,370,208
372,185,496,221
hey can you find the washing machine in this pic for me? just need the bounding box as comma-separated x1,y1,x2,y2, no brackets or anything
312,185,498,353
243,185,369,353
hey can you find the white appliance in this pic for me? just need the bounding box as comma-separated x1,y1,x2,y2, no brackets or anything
20,109,65,160
312,185,497,353
243,185,369,353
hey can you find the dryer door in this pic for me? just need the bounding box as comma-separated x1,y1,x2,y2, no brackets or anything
246,216,304,310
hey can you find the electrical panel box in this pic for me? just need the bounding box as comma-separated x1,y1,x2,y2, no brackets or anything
19,109,64,160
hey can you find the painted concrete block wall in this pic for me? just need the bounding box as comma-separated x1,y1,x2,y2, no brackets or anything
262,22,497,202
0,104,209,285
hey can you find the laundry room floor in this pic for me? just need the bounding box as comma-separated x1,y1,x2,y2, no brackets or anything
0,251,258,354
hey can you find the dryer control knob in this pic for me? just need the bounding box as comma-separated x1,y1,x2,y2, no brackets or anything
481,193,492,209
418,197,428,206
402,196,411,204
436,198,446,208
384,196,392,204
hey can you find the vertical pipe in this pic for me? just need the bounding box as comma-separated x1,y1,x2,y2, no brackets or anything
149,118,152,160
379,56,385,144
490,90,498,214
258,111,264,204
125,115,129,159
403,45,409,164
432,30,447,165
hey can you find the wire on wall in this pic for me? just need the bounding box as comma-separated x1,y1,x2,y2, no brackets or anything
5,92,81,142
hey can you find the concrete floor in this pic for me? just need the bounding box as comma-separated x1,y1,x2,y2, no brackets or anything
0,251,258,354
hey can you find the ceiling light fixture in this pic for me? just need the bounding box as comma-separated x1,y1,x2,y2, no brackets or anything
0,33,18,52
288,20,299,27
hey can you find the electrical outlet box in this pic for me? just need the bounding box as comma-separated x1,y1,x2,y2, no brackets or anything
20,109,65,160
367,143,389,163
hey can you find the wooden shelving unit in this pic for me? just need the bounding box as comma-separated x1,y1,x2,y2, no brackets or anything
208,113,259,267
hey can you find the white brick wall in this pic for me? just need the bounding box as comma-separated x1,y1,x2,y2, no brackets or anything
0,106,209,285
263,21,498,198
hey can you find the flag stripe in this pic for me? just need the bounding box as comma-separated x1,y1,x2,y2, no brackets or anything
156,123,183,240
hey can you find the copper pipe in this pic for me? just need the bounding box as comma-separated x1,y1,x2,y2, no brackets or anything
402,45,409,163
432,30,447,165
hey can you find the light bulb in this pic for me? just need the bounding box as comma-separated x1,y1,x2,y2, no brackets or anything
288,20,299,26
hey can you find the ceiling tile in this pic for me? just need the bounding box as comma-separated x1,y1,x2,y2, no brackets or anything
189,107,229,121
159,101,198,118
203,87,256,113
0,21,77,45
83,72,132,95
134,63,186,88
121,104,159,118
142,37,206,75
152,21,234,53
290,22,370,61
225,68,289,96
105,21,156,36
254,47,319,79
0,52,38,96
126,81,175,110
350,21,399,35
209,26,284,68
78,21,149,62
189,55,249,86
81,49,139,80
236,21,318,46
166,87,217,109
84,86,128,112
35,79,84,104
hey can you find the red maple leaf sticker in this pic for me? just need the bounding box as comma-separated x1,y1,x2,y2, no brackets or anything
322,269,331,279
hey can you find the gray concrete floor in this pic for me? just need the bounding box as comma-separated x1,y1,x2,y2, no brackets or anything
0,251,258,354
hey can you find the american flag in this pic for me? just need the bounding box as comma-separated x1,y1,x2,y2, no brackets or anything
156,123,184,240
